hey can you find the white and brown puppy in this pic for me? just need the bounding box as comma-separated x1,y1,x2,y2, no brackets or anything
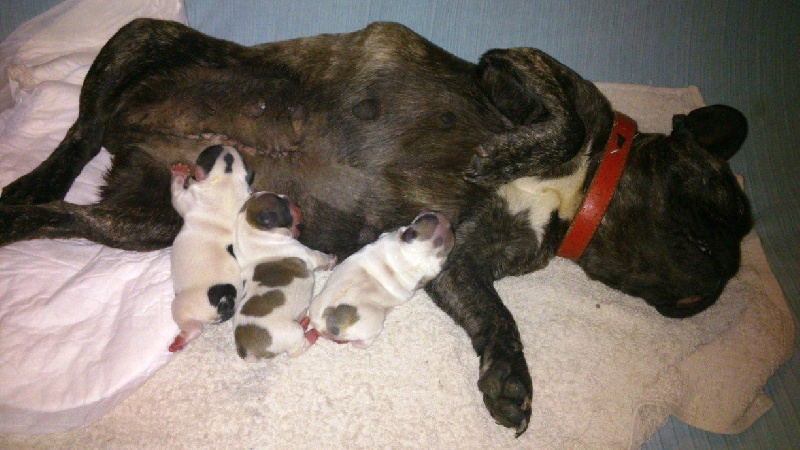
309,212,454,348
233,191,336,361
168,145,254,352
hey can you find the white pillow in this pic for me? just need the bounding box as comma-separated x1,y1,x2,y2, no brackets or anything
0,0,188,111
0,0,187,434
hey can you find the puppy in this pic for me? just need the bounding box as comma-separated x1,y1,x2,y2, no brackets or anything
233,191,336,361
168,145,254,352
309,212,454,348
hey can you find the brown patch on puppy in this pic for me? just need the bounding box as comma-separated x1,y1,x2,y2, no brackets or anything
235,324,277,359
323,304,360,337
243,193,294,230
253,257,310,287
241,290,286,317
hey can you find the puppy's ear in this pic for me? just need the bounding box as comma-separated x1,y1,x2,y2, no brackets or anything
195,145,225,179
671,105,748,160
246,169,256,186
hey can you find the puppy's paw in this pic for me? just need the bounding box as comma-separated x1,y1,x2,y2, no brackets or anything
478,341,532,437
168,334,188,352
171,163,191,178
322,253,338,270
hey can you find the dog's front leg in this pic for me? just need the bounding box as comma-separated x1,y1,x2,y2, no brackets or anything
427,248,532,436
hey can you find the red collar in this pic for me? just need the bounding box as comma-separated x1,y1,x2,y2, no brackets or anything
557,112,637,260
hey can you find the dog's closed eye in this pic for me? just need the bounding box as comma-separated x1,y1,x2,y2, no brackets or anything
685,232,712,255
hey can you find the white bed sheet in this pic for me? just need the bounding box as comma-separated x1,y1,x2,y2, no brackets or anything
0,0,187,434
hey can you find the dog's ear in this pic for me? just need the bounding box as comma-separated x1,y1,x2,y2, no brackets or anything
671,105,748,160
468,49,612,186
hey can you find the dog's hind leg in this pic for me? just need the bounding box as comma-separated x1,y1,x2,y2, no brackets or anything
0,121,103,205
0,197,180,250
1,19,214,206
0,148,182,250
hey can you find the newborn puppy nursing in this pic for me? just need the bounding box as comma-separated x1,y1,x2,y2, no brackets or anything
233,191,336,361
168,145,254,352
309,212,454,348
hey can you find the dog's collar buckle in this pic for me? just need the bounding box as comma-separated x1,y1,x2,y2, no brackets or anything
557,112,638,260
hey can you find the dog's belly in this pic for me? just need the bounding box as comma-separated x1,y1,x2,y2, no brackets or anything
90,22,500,261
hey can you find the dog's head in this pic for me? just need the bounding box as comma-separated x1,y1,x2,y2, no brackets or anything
581,104,753,317
238,191,302,240
468,49,753,318
194,145,255,185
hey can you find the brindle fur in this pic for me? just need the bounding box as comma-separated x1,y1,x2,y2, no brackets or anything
0,20,752,434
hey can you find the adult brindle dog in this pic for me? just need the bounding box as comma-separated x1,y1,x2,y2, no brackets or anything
0,20,752,435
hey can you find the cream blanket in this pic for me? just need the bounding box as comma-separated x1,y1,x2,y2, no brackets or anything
0,1,794,448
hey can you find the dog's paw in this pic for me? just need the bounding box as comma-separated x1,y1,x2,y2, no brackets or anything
168,334,188,352
0,206,18,246
478,341,532,437
464,146,517,187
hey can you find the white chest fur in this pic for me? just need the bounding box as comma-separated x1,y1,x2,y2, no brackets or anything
497,161,587,241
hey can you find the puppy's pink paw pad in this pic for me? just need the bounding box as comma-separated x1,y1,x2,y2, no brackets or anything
168,334,187,352
171,163,191,178
305,328,320,345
